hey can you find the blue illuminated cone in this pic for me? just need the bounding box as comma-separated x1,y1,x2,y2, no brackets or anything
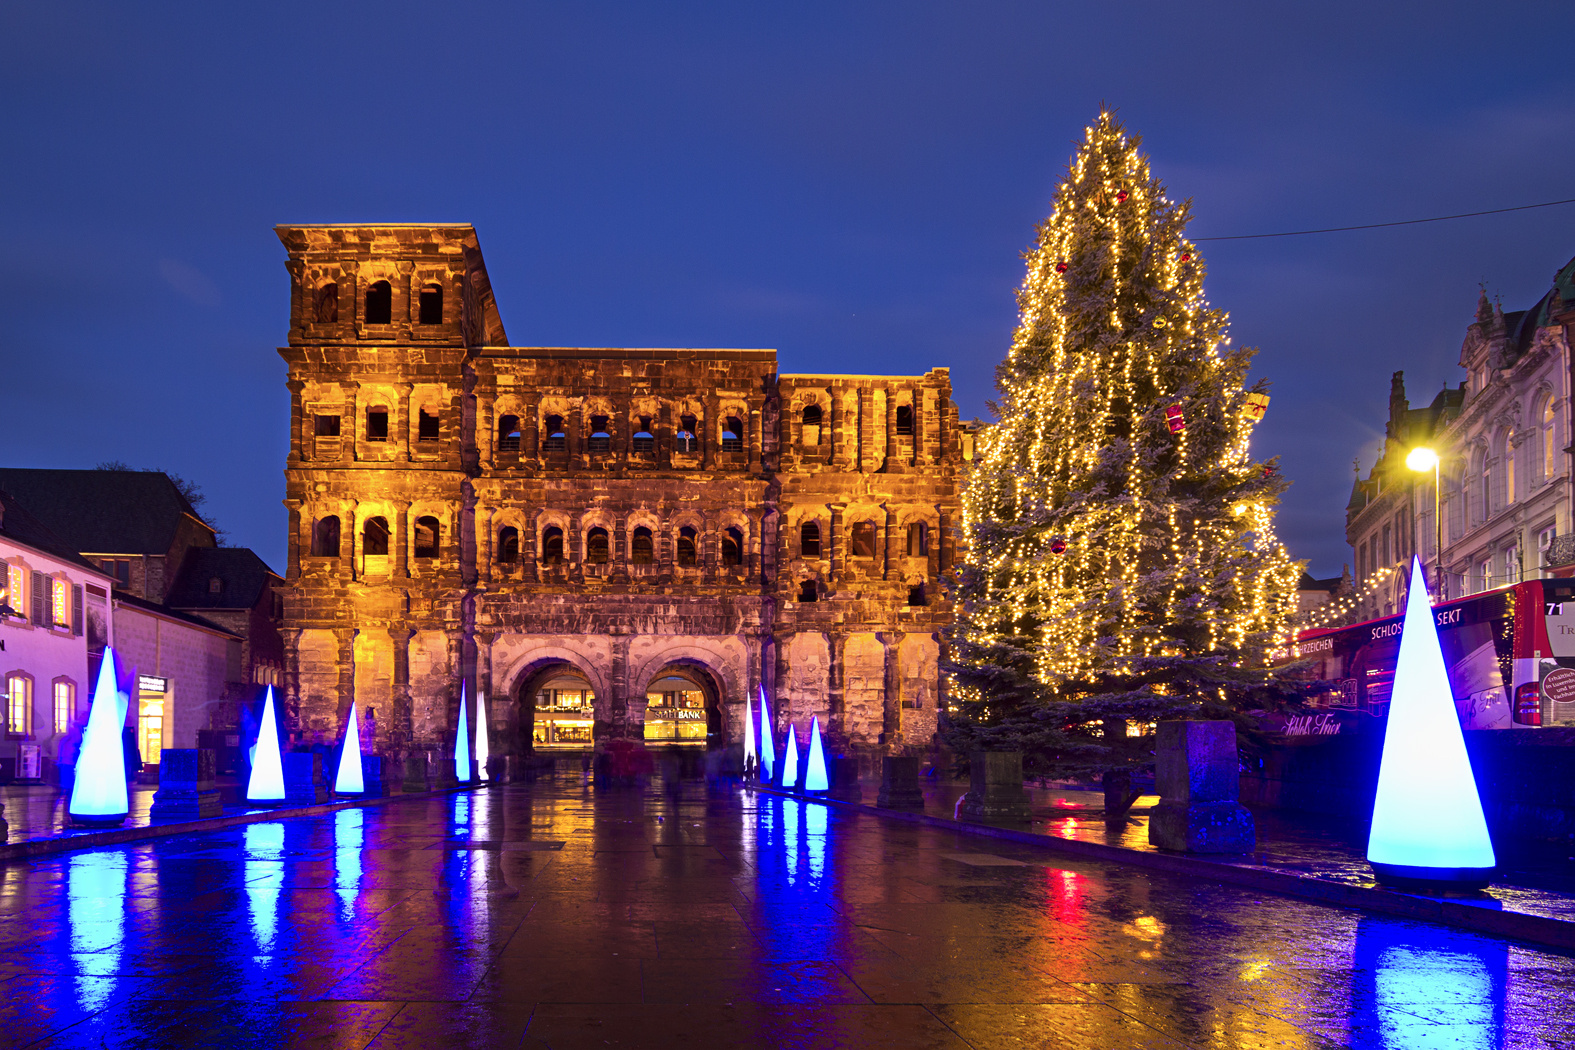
475,690,490,782
780,724,800,790
743,687,758,778
804,717,829,792
1368,556,1496,887
758,689,776,781
247,686,286,803
334,700,365,795
68,648,129,825
455,683,473,783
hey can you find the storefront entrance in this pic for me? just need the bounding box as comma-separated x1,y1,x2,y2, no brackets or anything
642,667,718,748
528,669,595,750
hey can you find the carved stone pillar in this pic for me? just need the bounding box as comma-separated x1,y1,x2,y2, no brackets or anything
342,501,358,578
608,629,633,741
613,518,629,582
389,628,414,752
478,504,494,584
283,627,304,740
334,627,357,743
393,500,411,579
657,402,674,470
570,513,584,584
831,387,852,470
748,397,763,473
523,510,540,582
526,396,542,467
826,631,849,746
938,511,953,575
883,386,898,472
285,502,303,581
286,379,306,462
913,385,927,467
704,517,718,583
567,403,583,467
858,387,876,473
879,631,905,753
747,509,764,583
882,504,897,581
829,504,846,584
702,396,718,470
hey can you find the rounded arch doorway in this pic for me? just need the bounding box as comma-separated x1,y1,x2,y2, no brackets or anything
520,666,597,751
642,666,720,749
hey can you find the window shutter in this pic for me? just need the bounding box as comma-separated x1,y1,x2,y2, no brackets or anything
31,571,46,626
72,584,83,636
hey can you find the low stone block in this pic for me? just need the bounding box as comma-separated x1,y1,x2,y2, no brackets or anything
877,756,925,810
828,757,862,803
1148,799,1255,853
430,751,460,790
1149,720,1255,853
355,755,391,797
486,755,511,784
150,748,222,819
957,751,1031,823
403,752,431,793
283,752,328,806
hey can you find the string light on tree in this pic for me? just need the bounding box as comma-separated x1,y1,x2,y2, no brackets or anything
943,109,1306,781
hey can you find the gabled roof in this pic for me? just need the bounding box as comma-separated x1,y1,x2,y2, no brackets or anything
166,547,281,611
0,488,113,578
0,468,211,555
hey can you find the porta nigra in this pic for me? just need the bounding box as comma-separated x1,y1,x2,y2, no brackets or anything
275,223,963,774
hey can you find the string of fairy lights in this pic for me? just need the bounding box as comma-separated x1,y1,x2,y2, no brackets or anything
951,113,1302,703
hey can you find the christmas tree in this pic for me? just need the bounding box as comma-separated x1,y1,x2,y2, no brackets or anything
944,111,1304,803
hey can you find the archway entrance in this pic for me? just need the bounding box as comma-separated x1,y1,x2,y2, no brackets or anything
518,666,596,751
642,665,720,749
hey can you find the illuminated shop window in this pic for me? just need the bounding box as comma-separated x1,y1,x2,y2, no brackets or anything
4,564,23,616
643,674,708,745
6,675,31,737
53,680,74,734
52,578,69,627
533,673,595,748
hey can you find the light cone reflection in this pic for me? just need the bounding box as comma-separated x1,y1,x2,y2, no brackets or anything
333,807,364,920
804,717,829,791
66,851,126,1010
1367,557,1496,874
247,686,286,803
334,700,364,794
245,822,286,952
780,725,800,788
68,649,129,821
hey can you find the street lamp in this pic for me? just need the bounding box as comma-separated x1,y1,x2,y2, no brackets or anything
1405,446,1443,597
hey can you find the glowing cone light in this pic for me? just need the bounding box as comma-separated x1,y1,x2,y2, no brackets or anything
780,725,800,790
455,683,473,783
247,686,286,804
1367,557,1496,888
334,700,365,795
804,717,829,792
744,686,757,777
758,689,776,781
68,649,129,825
475,690,490,782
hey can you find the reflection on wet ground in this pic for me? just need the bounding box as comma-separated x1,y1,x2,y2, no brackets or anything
1,776,1572,1048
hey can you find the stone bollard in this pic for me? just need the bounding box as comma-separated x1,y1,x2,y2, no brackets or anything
283,752,328,806
877,756,925,810
430,749,460,790
1148,720,1255,854
357,755,391,798
828,757,863,803
403,752,431,793
150,748,222,819
486,755,510,784
956,752,1032,823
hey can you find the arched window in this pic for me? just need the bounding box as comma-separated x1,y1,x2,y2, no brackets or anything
907,582,927,606
366,405,389,442
1545,398,1559,481
418,283,443,325
497,526,520,564
1504,435,1516,506
800,521,821,558
632,416,655,454
364,280,392,324
363,517,390,556
676,415,699,454
721,416,744,453
586,527,610,564
315,282,338,323
676,526,698,566
588,415,611,454
631,526,654,564
1479,449,1492,519
541,526,564,564
543,414,566,452
850,521,877,558
722,527,743,568
906,522,927,557
801,404,823,446
498,414,521,452
895,404,914,436
311,516,340,557
417,407,439,443
413,516,440,559
798,579,818,602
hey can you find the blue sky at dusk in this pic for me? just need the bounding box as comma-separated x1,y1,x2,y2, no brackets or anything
4,2,1575,576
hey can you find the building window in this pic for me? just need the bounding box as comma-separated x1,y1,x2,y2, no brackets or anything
363,517,390,557
413,517,440,559
543,414,566,452
1545,400,1558,480
1381,525,1392,567
497,526,520,565
588,416,611,453
542,526,564,564
315,282,338,323
1540,526,1557,568
907,582,927,606
632,417,655,454
418,408,440,442
586,527,610,564
798,579,817,602
1505,443,1516,505
52,578,69,627
6,675,31,737
3,564,22,617
1480,457,1491,518
497,414,521,452
207,577,222,595
367,406,389,442
895,404,914,436
721,416,744,453
53,680,73,734
314,413,341,436
801,404,822,446
1476,557,1492,593
676,526,698,566
1505,544,1520,585
722,527,744,568
312,516,341,558
418,283,443,324
364,280,392,324
800,521,821,558
631,526,654,564
676,415,698,454
98,559,130,587
850,521,877,558
906,522,928,557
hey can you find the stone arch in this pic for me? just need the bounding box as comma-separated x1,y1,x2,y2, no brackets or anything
500,645,610,754
628,645,741,750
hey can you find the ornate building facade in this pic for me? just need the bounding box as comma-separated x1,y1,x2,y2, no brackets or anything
276,224,962,771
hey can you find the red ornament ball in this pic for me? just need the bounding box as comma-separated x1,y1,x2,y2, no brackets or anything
1181,252,1191,262
1116,190,1129,202
1263,465,1277,478
1055,261,1068,273
1050,538,1067,554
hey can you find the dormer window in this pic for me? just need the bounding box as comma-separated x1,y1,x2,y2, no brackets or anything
418,283,443,324
208,577,223,595
364,280,392,325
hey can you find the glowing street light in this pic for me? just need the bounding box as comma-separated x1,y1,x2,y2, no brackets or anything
1406,446,1443,596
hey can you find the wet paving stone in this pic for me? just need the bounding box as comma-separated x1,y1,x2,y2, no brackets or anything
2,777,1574,1047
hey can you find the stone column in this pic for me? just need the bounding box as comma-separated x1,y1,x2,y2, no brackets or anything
285,501,303,581
658,506,673,575
343,501,358,578
476,630,496,767
569,513,584,584
478,504,494,584
396,382,414,461
393,500,411,579
879,631,904,752
334,628,357,744
613,518,629,582
831,387,852,470
938,511,953,574
609,630,633,740
748,397,764,473
882,504,897,581
616,398,630,472
389,628,414,752
826,630,848,744
283,627,304,740
746,509,764,583
774,630,793,723
567,403,583,467
883,386,898,472
286,378,306,462
858,387,876,473
829,503,846,584
913,386,927,467
657,402,674,470
704,517,719,583
526,397,542,467
701,397,717,469
523,510,540,582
